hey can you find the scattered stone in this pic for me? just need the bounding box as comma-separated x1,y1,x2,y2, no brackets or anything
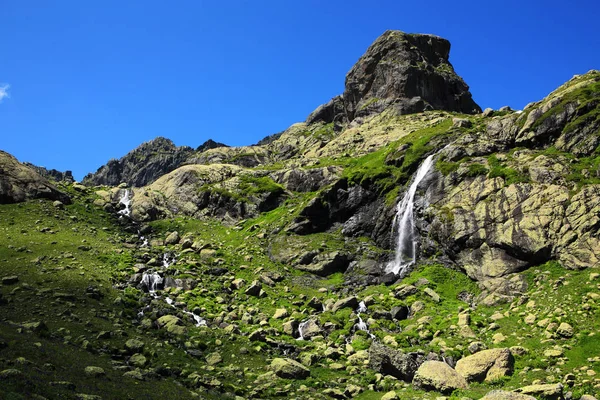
556,322,574,338
84,366,105,378
424,287,440,302
492,333,506,344
75,394,103,400
412,361,468,394
390,305,409,320
164,231,180,245
0,369,24,380
231,278,246,290
411,301,425,315
245,281,262,297
157,315,186,335
455,348,514,382
75,393,102,400
123,369,144,380
395,284,418,298
544,348,564,358
369,342,422,381
270,358,310,379
480,390,536,399
273,308,289,320
249,329,267,342
283,319,299,336
331,296,358,312
129,353,147,368
381,391,399,400
515,383,564,399
2,276,19,285
205,352,222,366
124,339,145,353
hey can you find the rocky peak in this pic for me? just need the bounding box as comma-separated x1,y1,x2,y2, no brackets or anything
196,139,228,153
82,137,194,187
307,30,481,125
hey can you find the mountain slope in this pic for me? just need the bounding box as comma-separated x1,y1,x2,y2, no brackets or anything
1,30,599,400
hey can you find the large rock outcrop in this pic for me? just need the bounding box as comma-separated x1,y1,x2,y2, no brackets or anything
424,71,600,289
83,137,195,187
307,30,481,125
0,151,71,204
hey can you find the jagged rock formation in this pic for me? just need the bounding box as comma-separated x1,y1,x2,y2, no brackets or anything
307,30,481,125
195,139,228,153
0,151,71,204
22,163,74,183
421,71,600,301
82,137,195,187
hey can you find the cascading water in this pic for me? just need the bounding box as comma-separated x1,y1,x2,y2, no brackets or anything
162,252,175,268
354,301,375,338
386,154,436,276
165,297,206,327
297,320,310,341
141,272,163,294
117,189,132,218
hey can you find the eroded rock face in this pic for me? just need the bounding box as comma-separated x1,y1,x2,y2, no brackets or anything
0,151,71,204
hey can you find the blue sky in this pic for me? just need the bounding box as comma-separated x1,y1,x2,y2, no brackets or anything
1,1,599,180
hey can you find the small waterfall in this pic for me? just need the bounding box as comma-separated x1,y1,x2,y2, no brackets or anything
162,252,175,268
165,297,206,327
297,320,310,341
354,301,375,338
385,154,436,275
141,272,163,294
117,189,132,218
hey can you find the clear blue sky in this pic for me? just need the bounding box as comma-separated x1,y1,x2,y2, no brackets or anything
1,1,599,180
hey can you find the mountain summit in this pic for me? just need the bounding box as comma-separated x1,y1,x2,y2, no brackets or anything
307,30,481,125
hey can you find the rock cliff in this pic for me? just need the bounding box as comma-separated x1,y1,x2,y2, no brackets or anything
0,151,71,204
82,137,195,187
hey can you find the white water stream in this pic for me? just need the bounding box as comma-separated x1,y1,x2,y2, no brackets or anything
117,189,132,218
385,154,436,275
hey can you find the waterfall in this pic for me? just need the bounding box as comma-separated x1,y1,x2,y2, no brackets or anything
385,154,436,275
297,320,310,341
117,189,132,217
354,301,375,338
141,272,163,294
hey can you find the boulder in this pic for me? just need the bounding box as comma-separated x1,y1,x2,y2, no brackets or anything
164,231,180,245
455,348,514,382
295,251,350,276
83,366,105,378
412,360,468,394
270,358,310,379
157,315,186,335
515,383,564,400
480,390,536,400
369,342,422,382
331,296,359,312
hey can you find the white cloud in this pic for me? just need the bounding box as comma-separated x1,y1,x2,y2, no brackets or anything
0,84,10,102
